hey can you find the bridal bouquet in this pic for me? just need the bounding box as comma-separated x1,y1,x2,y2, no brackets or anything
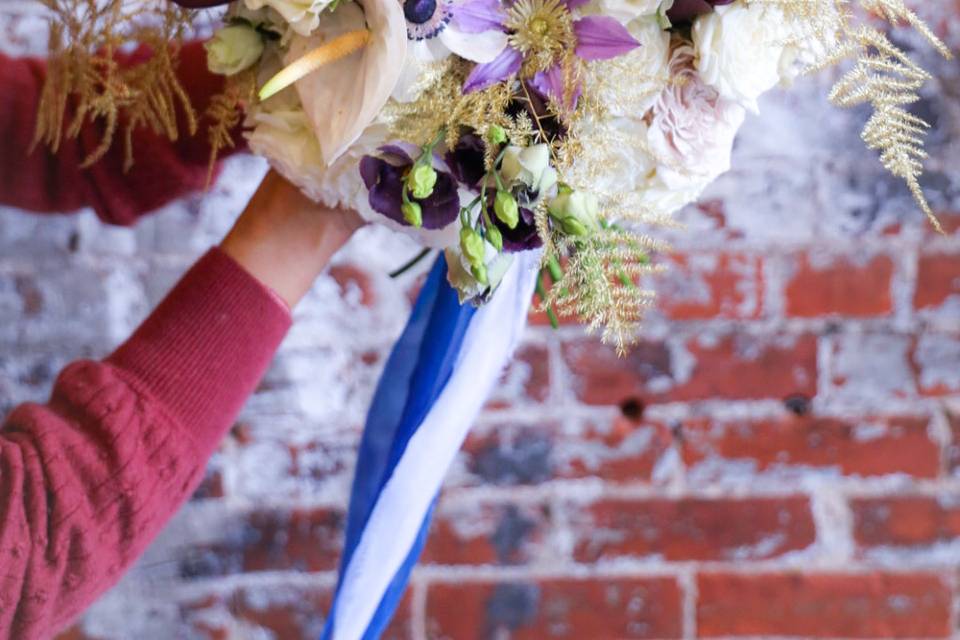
39,0,951,351
35,0,951,637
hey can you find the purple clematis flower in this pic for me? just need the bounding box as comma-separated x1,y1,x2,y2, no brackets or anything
359,145,460,229
445,133,487,190
462,0,640,95
666,0,734,23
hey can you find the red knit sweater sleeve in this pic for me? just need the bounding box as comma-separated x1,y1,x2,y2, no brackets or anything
0,248,290,639
0,41,248,226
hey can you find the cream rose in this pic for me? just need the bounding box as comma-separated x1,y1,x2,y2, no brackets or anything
692,1,789,112
244,0,337,36
582,0,671,25
646,42,745,191
586,15,671,117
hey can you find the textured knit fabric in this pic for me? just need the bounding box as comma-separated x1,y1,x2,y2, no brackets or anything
0,248,291,639
0,41,247,226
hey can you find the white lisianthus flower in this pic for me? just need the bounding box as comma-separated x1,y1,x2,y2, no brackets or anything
647,42,745,190
205,23,264,75
244,0,337,37
444,246,514,304
548,190,601,235
692,1,790,112
499,144,558,197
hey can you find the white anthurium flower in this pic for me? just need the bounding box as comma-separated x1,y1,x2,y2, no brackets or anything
284,0,408,165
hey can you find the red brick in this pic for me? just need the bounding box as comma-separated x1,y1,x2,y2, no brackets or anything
422,502,547,565
458,418,673,487
425,578,682,639
572,497,815,562
485,343,550,409
914,251,960,310
328,263,376,307
559,417,674,483
852,495,960,548
697,572,952,638
179,585,412,640
562,333,817,405
178,508,344,578
656,252,763,320
459,423,557,486
785,253,894,317
911,333,960,397
948,408,960,475
682,415,941,480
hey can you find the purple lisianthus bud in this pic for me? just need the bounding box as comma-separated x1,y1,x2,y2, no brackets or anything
445,133,487,190
666,0,734,23
360,150,460,229
491,202,542,252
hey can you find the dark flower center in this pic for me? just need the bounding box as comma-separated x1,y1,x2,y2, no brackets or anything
404,0,437,24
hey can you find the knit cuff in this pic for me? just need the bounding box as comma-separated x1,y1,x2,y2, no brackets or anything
107,247,292,455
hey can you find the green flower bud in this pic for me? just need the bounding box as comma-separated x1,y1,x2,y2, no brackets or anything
560,216,589,236
471,263,489,285
460,227,486,269
205,23,264,76
493,191,519,229
487,124,507,145
406,163,437,199
401,200,423,227
548,190,600,236
486,224,503,252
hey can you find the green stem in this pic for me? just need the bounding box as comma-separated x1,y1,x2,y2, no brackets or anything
389,248,432,278
534,270,559,329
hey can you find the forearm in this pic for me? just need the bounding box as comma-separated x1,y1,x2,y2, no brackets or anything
0,248,290,638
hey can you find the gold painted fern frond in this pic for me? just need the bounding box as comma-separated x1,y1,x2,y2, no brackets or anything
541,225,668,355
759,0,953,232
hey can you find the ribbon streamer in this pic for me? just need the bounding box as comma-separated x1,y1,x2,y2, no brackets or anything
321,251,540,640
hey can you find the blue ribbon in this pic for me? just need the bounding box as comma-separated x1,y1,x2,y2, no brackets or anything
322,256,476,640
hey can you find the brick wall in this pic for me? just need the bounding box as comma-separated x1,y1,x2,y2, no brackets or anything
3,3,960,639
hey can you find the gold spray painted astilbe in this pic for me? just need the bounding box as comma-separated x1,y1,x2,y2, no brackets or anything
756,0,953,233
33,0,196,170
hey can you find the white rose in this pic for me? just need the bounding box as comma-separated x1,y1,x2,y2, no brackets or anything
567,115,656,196
205,24,264,76
692,1,789,112
244,0,336,36
581,0,670,25
586,15,670,117
647,42,745,191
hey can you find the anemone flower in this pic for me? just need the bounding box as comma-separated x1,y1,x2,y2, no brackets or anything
461,0,639,95
359,145,461,229
403,0,509,63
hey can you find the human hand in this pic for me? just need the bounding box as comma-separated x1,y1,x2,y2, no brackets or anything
220,170,365,308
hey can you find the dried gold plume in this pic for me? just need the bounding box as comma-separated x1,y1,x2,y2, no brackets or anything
32,0,197,171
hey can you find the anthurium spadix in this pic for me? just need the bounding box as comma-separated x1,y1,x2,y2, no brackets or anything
264,0,407,166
